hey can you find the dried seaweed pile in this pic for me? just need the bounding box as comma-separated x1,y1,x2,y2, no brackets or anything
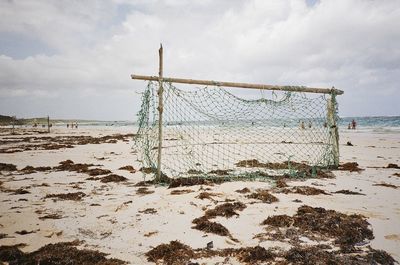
235,159,332,178
0,241,126,265
277,186,329,195
191,202,247,242
145,240,395,265
261,205,374,249
0,133,134,153
338,162,363,172
45,192,86,201
246,189,279,203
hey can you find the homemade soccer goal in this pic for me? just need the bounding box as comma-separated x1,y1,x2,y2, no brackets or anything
132,46,343,181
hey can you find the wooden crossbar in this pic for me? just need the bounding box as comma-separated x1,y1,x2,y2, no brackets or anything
131,74,344,95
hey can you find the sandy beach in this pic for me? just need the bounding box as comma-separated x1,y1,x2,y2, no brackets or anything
0,126,399,264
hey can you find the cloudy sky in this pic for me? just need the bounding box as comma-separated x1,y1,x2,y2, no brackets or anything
0,0,399,120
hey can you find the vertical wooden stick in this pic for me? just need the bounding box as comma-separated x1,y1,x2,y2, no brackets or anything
47,115,50,133
12,116,15,134
157,44,164,181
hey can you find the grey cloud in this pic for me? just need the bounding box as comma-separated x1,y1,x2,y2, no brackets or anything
0,0,399,120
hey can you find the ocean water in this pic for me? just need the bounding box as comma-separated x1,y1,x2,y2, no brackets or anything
339,116,400,133
49,116,400,134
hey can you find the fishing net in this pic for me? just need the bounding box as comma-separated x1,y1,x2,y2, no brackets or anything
135,81,339,181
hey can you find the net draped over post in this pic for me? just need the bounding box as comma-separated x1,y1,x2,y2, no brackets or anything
136,81,339,180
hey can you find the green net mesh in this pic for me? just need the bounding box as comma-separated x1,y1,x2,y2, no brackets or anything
135,81,339,180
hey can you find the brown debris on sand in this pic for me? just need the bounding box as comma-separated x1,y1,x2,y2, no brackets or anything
39,213,63,220
284,245,395,265
146,240,395,265
275,178,288,188
15,230,36,235
45,192,86,201
261,205,374,249
0,162,17,171
278,186,329,195
261,215,293,227
195,192,221,201
170,189,194,195
100,174,127,183
54,160,94,173
139,167,156,174
235,159,332,178
54,160,112,177
393,173,400,177
21,165,52,174
387,163,400,169
0,133,134,154
235,187,250,194
192,216,232,238
0,241,126,264
12,188,31,195
191,202,246,241
168,178,209,188
334,189,365,195
246,189,279,203
208,169,231,176
139,208,157,214
235,246,274,264
373,182,398,189
338,162,363,172
204,202,246,218
146,240,195,265
119,165,136,173
136,187,155,195
87,168,112,176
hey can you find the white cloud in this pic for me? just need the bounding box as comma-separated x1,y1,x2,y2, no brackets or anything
0,0,399,119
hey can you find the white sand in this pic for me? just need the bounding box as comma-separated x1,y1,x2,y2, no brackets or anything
0,126,399,264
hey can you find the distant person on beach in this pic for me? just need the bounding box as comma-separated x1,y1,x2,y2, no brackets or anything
352,119,357,129
308,121,312,128
348,123,351,130
67,123,69,128
300,121,305,130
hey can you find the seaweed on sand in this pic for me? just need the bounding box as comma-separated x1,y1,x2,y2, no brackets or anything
118,165,136,173
334,189,365,195
373,182,398,189
338,162,363,172
99,174,127,183
136,187,155,195
387,163,400,169
246,189,279,203
278,186,329,195
235,159,332,178
191,202,246,241
0,162,17,171
146,240,195,265
170,189,194,195
195,192,221,201
204,202,246,218
235,187,250,193
0,241,126,264
192,216,231,238
146,240,396,265
45,192,86,201
261,205,374,249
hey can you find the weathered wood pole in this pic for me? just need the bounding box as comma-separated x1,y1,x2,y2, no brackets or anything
327,92,339,167
47,115,50,133
131,75,344,95
156,44,164,181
